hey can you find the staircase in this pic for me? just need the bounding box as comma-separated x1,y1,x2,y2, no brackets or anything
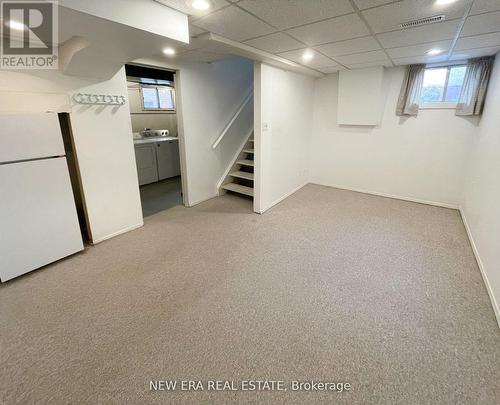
220,136,254,198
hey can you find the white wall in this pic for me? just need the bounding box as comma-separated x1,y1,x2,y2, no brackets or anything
461,54,500,324
254,63,314,213
176,57,254,206
69,68,143,242
0,68,143,244
310,67,479,208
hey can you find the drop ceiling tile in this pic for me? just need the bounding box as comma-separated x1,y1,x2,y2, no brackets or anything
244,32,303,54
377,19,460,48
470,0,500,15
392,54,448,65
346,60,393,69
314,36,380,57
277,48,338,68
450,46,500,60
189,25,207,37
178,37,205,52
386,40,452,58
361,0,470,33
286,14,370,46
353,0,399,10
177,49,229,63
155,0,229,17
238,0,354,30
461,11,500,37
192,6,276,41
335,50,389,64
456,32,500,50
317,66,347,74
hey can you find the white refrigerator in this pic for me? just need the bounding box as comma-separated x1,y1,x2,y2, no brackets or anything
0,113,84,282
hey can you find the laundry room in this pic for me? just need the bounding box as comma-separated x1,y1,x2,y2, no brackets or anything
125,64,183,217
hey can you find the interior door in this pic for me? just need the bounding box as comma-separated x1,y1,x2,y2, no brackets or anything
0,157,84,282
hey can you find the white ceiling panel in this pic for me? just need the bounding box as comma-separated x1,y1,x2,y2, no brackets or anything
377,20,460,48
335,50,390,65
346,60,393,69
314,36,381,57
317,66,347,74
455,32,500,50
178,36,206,52
154,0,229,17
353,0,400,10
277,49,338,68
470,0,500,15
244,32,303,54
361,0,471,33
392,54,448,65
192,6,276,41
386,40,452,58
461,11,500,37
189,25,207,37
450,46,500,60
176,49,230,62
238,0,354,30
159,0,500,70
286,14,370,46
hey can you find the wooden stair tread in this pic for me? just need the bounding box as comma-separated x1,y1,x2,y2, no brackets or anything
222,183,254,196
229,171,254,180
237,159,254,167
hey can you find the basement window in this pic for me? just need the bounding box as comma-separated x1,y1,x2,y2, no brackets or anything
140,85,175,111
419,65,466,108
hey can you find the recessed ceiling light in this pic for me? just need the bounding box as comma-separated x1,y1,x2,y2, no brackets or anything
435,0,458,5
6,20,25,31
192,0,210,10
302,50,314,61
427,49,443,55
163,47,176,56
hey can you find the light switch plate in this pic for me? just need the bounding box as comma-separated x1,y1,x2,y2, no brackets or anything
262,122,270,131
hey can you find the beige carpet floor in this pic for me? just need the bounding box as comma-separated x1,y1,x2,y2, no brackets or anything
1,184,499,404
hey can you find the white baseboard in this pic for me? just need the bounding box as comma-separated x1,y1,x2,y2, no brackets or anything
459,208,500,328
91,222,144,244
257,182,308,214
187,192,219,207
311,182,459,210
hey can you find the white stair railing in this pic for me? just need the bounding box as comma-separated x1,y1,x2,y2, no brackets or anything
212,88,253,150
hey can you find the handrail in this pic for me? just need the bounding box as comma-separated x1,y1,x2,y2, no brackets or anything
212,88,253,150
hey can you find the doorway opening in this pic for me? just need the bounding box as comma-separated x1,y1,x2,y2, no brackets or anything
125,64,184,218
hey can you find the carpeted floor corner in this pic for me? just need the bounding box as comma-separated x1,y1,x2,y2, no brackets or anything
1,184,499,404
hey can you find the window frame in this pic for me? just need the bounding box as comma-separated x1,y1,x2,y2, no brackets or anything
140,84,176,112
419,64,467,110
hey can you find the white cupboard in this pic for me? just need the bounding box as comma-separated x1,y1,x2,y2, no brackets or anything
135,144,158,186
134,140,181,186
157,140,180,181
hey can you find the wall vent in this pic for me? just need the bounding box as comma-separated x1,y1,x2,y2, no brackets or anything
399,15,445,29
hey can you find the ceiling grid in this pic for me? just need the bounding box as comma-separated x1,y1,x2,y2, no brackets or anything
156,0,500,73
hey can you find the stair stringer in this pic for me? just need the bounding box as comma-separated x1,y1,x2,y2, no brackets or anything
217,129,254,196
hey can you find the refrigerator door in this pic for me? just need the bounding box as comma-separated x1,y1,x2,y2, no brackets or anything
0,157,84,282
0,113,65,163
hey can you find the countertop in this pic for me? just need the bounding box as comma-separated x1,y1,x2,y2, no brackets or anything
133,135,179,145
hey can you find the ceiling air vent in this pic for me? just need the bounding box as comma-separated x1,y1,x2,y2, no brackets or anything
399,15,445,29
